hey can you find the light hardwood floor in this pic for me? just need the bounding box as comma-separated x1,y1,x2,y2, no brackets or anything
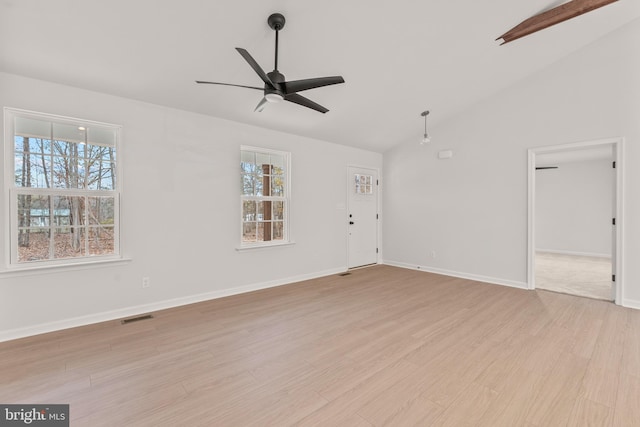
1,265,639,426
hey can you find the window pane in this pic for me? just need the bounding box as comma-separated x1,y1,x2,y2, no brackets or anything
254,175,264,197
256,153,270,170
256,201,264,221
86,160,115,190
53,227,84,259
257,222,267,241
30,154,51,188
273,221,284,240
242,200,256,221
87,127,116,148
54,196,83,227
271,175,285,197
241,150,255,167
88,226,114,255
17,229,51,262
273,201,284,221
14,136,51,155
15,152,52,188
88,197,114,225
270,154,285,171
52,150,85,189
53,122,85,145
101,146,116,163
15,117,51,140
18,195,50,227
242,222,256,242
14,153,25,186
241,174,255,196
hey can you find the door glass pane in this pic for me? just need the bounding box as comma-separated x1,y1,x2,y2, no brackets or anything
354,174,373,194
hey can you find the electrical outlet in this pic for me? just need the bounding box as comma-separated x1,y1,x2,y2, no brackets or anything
142,277,150,288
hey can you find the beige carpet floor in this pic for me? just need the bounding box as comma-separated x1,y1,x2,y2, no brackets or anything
535,251,612,301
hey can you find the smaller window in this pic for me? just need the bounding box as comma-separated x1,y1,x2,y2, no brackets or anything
240,146,290,246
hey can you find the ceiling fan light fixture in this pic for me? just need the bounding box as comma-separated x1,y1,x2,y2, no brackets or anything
265,93,284,103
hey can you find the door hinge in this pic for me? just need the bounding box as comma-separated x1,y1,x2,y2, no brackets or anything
376,248,379,254
612,218,616,225
376,214,379,220
612,274,616,282
376,179,379,185
613,161,616,169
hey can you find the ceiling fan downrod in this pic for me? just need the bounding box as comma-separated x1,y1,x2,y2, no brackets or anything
268,13,286,71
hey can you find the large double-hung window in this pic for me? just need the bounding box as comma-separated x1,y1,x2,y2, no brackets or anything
240,146,290,247
4,109,121,267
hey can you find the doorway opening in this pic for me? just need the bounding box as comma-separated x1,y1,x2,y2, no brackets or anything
528,138,624,303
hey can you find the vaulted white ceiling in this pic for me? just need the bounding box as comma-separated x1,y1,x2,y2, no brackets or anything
1,1,638,152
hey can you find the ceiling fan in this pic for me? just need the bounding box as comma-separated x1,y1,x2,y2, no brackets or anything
196,13,345,114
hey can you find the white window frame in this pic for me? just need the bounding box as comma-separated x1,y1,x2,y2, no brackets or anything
3,108,122,269
239,145,291,249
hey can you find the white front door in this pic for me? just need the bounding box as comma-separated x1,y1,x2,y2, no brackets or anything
347,166,378,268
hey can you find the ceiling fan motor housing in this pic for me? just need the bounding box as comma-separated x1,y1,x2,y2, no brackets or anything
266,70,285,99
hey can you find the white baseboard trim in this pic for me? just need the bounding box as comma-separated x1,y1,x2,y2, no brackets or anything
383,260,528,290
622,298,640,310
536,249,611,259
0,267,345,343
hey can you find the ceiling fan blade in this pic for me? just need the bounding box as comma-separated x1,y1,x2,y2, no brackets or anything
282,76,345,94
235,48,275,88
284,93,329,114
497,0,618,45
195,81,263,91
254,97,268,112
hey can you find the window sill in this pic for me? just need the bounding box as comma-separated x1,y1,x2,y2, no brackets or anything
0,257,133,278
236,241,296,252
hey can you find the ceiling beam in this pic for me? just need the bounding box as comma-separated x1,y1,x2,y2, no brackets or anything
497,0,619,45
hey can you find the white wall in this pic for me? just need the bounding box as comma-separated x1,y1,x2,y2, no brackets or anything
383,19,640,307
0,72,382,340
535,159,613,257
